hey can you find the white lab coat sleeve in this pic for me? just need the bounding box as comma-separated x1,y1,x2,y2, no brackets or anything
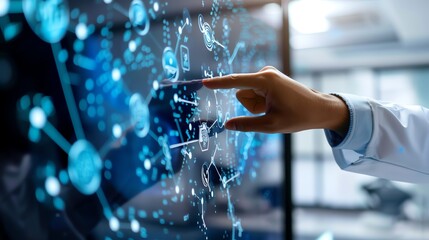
325,94,429,183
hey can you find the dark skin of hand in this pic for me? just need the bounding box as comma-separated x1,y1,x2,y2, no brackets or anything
203,66,350,136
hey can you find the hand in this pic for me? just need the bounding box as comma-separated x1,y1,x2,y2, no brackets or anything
203,66,349,135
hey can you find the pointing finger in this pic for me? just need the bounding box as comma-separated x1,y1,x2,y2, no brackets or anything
202,73,263,89
225,115,276,133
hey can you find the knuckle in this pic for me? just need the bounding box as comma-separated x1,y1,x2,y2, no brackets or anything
229,74,239,81
260,66,276,72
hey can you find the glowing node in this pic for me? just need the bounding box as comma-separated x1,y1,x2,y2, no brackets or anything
191,188,195,196
173,94,178,103
162,47,179,82
153,2,159,12
201,197,204,204
45,176,60,197
75,22,88,40
23,0,69,43
159,135,171,161
129,93,150,138
129,0,150,36
109,217,120,232
144,159,151,170
175,185,179,194
188,123,192,130
0,0,9,16
112,124,122,138
178,26,182,35
201,163,209,188
128,40,137,52
198,14,215,51
29,107,46,129
131,219,140,233
152,80,159,90
198,122,209,152
103,0,112,4
68,140,102,195
111,68,121,81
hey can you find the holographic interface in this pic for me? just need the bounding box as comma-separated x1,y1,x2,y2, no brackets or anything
0,0,283,239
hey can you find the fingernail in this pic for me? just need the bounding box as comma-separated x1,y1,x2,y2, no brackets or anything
225,121,236,130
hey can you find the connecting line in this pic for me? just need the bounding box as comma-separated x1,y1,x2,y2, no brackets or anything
51,43,86,140
174,34,181,55
98,140,112,159
177,97,198,106
148,32,164,51
223,173,240,187
149,130,159,142
73,54,96,70
193,194,207,229
226,188,243,240
153,149,164,161
208,145,240,188
208,119,218,130
145,91,153,106
228,42,245,65
96,189,113,220
43,121,72,153
169,139,199,149
213,39,226,49
174,119,185,143
112,3,128,17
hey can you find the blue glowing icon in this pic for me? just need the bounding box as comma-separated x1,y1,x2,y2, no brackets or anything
68,140,102,195
198,14,214,51
129,0,150,36
162,47,179,82
22,0,69,43
199,122,209,152
180,45,190,72
129,93,150,138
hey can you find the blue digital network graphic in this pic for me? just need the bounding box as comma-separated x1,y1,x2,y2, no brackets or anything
3,0,280,239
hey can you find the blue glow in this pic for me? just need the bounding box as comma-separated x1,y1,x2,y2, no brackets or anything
111,68,121,81
68,140,102,195
0,0,9,16
129,93,150,138
53,197,65,210
129,0,150,36
59,170,69,184
45,176,61,197
131,219,140,233
22,0,70,43
29,107,46,129
35,188,46,202
20,95,31,110
76,22,88,40
58,49,68,63
3,23,22,41
109,217,120,232
162,47,179,82
112,124,122,138
144,159,151,170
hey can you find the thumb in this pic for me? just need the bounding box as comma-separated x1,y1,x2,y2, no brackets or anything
225,115,275,133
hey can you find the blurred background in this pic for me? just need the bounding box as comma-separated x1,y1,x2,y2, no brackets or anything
288,0,429,239
2,0,429,239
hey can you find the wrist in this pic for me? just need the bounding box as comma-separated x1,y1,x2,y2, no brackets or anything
316,93,350,136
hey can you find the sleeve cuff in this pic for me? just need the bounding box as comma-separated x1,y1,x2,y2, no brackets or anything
324,93,373,155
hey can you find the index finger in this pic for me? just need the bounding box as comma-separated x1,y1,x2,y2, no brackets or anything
202,73,262,89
